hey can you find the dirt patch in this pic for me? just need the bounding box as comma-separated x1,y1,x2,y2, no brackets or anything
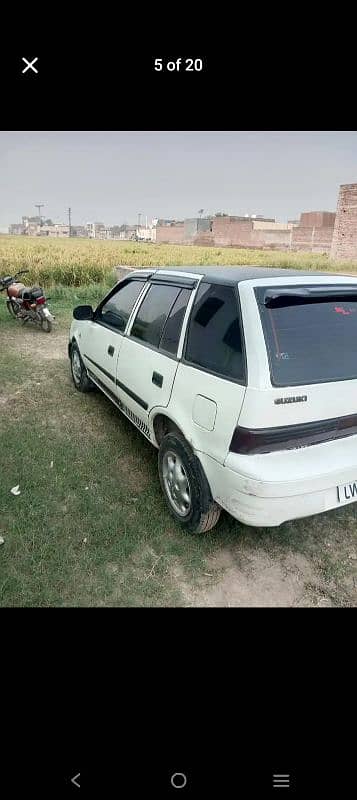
5,326,68,362
170,546,337,607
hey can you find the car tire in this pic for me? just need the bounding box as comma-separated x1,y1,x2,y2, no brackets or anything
158,432,221,534
70,342,94,393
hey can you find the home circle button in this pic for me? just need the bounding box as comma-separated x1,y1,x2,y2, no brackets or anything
171,772,187,789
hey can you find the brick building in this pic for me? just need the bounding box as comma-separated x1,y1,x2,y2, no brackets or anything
290,210,336,254
330,184,357,261
155,220,185,244
300,211,336,229
184,218,212,243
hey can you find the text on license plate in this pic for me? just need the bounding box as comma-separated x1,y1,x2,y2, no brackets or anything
337,481,357,505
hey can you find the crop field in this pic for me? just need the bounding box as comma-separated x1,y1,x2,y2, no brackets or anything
1,235,357,287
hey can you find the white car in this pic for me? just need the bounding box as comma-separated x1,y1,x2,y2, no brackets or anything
69,266,357,533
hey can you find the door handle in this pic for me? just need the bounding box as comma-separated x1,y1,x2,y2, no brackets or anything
152,371,163,388
108,345,115,356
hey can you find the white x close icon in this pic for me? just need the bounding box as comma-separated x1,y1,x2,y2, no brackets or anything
22,57,39,74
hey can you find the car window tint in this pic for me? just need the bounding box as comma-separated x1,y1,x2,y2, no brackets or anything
185,283,244,380
100,280,145,332
255,284,357,386
131,284,181,348
159,288,191,355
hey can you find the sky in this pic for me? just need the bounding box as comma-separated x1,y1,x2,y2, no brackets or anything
0,131,356,230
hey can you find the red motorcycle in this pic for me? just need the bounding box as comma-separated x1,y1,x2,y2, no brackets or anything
0,269,55,333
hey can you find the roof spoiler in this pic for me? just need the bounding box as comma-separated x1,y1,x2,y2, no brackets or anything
263,286,357,308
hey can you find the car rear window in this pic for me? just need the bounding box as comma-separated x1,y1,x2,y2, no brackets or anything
255,284,357,386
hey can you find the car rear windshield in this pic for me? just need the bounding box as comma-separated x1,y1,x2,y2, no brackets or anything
255,284,357,386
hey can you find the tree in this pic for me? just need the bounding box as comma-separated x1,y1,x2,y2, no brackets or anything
215,212,228,217
198,209,204,218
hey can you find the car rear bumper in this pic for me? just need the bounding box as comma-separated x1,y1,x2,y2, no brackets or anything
198,438,357,527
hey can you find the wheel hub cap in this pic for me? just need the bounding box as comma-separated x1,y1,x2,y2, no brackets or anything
162,450,191,517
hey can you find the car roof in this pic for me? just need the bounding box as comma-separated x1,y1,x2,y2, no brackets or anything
150,265,333,284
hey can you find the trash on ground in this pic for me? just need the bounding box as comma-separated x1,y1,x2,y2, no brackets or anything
11,485,21,496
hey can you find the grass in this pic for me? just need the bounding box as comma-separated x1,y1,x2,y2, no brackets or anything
0,285,356,607
1,235,357,288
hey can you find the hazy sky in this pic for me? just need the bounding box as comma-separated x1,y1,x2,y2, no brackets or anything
0,131,356,229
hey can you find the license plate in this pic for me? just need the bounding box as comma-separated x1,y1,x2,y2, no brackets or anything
42,307,51,318
337,481,357,505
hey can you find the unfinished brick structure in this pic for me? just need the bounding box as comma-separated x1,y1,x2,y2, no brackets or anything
300,211,336,229
212,217,253,246
155,223,185,244
290,210,336,254
330,184,357,261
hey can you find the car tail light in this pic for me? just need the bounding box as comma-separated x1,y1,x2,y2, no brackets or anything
229,414,357,455
36,296,46,304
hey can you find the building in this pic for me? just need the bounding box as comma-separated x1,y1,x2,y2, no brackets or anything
291,210,336,254
86,222,105,239
155,220,185,244
71,226,88,238
9,223,25,235
39,224,70,237
184,217,212,243
118,224,137,240
330,184,357,261
300,211,336,229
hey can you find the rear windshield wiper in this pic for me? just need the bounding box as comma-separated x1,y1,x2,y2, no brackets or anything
263,287,357,308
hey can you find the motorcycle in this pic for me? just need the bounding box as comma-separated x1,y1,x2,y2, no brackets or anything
0,269,55,333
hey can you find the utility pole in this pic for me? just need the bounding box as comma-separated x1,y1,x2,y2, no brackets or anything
68,207,72,237
35,204,44,225
138,213,141,228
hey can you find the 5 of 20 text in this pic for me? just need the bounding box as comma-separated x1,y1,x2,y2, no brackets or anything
154,58,203,72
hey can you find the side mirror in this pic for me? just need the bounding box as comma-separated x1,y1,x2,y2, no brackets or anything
73,305,93,321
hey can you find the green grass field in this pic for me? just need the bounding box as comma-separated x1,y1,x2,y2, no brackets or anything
0,281,356,607
1,235,357,287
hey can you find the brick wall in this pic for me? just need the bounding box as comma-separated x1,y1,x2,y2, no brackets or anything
291,227,313,250
155,224,185,244
251,229,291,247
193,231,215,246
212,217,253,246
291,226,334,253
300,211,336,228
312,227,334,253
330,184,357,261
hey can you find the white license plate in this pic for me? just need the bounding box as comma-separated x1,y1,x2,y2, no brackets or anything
337,481,357,505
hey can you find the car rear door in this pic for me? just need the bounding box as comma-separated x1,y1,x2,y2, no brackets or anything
80,277,147,395
171,281,247,463
115,277,196,431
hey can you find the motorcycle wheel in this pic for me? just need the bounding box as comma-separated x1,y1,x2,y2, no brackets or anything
41,317,52,333
7,299,18,318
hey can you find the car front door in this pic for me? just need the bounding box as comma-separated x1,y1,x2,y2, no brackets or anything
115,279,194,430
80,277,147,395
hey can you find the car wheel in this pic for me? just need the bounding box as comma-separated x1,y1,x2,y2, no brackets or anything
158,432,221,534
70,342,94,392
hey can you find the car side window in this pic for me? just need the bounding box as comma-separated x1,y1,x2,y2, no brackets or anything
159,288,191,355
185,282,244,381
99,280,145,332
130,284,181,348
